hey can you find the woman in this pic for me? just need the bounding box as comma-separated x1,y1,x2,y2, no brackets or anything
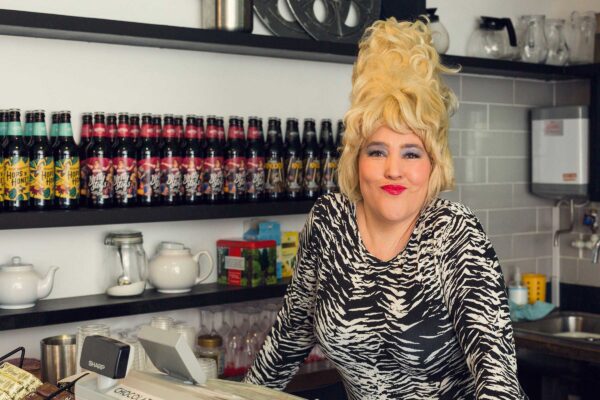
244,17,527,400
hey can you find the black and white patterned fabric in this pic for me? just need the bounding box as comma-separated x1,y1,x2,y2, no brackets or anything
244,193,527,400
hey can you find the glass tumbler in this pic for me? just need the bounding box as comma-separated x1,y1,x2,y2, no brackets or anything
520,15,548,63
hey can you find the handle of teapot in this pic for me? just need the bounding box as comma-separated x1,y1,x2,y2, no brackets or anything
193,251,214,284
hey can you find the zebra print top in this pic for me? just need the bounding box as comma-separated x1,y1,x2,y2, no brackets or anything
244,193,527,400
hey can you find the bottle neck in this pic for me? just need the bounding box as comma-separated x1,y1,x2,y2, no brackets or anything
31,122,47,137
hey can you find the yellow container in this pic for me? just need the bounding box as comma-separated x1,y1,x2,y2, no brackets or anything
522,273,547,304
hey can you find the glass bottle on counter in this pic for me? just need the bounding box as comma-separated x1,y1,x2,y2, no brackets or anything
0,110,8,146
86,112,114,208
159,114,182,205
264,117,285,201
54,111,80,209
302,118,321,200
320,119,338,195
3,109,30,211
152,115,163,146
202,116,224,203
216,117,226,145
224,116,246,203
245,116,265,202
137,114,160,206
181,115,203,204
284,118,303,200
197,334,225,378
113,113,138,207
29,110,54,210
174,115,184,142
79,112,93,205
196,116,205,146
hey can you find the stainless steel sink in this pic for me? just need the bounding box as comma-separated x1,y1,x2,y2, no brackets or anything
514,311,600,343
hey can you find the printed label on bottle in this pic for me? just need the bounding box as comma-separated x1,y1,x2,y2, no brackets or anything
202,156,224,195
80,160,89,198
224,156,246,195
0,159,4,199
265,159,284,194
247,126,261,140
30,157,55,200
137,157,160,198
184,125,198,139
80,124,92,140
93,123,107,138
117,123,132,138
86,157,114,201
322,156,339,190
182,156,203,197
163,124,176,138
160,156,182,197
285,157,303,192
113,157,137,201
304,157,321,191
206,125,218,140
4,156,29,202
246,156,265,195
55,157,80,199
129,124,140,138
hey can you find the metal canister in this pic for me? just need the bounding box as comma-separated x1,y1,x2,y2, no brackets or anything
201,0,253,32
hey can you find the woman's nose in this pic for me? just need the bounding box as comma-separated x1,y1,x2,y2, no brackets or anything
384,154,403,180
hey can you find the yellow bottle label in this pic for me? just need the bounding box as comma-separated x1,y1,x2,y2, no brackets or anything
55,157,80,199
30,157,55,200
4,157,29,202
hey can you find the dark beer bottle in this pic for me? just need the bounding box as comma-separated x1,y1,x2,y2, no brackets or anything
107,113,118,144
302,118,321,200
137,114,160,206
284,118,303,200
3,109,29,211
49,112,60,149
54,111,80,209
174,115,184,143
224,117,246,203
79,112,93,205
320,119,339,195
129,114,141,145
245,117,265,202
0,111,5,204
216,117,226,145
336,119,345,155
196,116,205,146
86,112,114,208
0,110,8,145
24,111,34,147
113,113,138,207
264,117,285,201
181,115,203,204
202,116,224,203
159,114,182,205
29,110,54,210
153,115,163,146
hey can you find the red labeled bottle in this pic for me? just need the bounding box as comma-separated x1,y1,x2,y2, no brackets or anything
196,116,205,145
202,116,224,203
79,112,93,204
152,115,162,146
129,113,141,144
113,113,138,207
264,117,285,201
216,117,226,145
107,113,118,144
224,117,246,202
159,114,182,205
86,112,114,208
245,117,265,202
181,115,203,204
174,115,184,142
137,114,160,206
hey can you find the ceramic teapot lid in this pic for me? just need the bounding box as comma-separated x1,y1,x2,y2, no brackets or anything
1,256,33,270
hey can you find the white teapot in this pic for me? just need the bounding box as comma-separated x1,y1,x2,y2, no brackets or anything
148,242,214,293
0,256,59,309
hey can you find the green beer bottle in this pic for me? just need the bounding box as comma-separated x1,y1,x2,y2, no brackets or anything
29,110,54,210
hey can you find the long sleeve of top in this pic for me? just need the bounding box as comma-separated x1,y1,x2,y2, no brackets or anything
244,194,528,400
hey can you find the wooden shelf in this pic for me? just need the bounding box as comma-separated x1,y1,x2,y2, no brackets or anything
0,9,595,80
0,280,290,331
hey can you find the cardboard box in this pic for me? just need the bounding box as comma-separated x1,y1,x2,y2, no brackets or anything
217,239,277,287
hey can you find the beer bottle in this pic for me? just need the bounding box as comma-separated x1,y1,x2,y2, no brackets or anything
181,115,203,204
245,116,265,202
54,111,80,209
152,115,163,146
129,113,141,145
302,118,321,200
113,113,138,207
86,112,114,208
24,111,34,147
284,118,303,200
0,110,8,138
202,116,224,203
0,111,5,205
174,115,184,143
264,117,285,201
107,113,118,144
137,114,160,206
320,119,339,195
159,114,182,205
29,110,54,210
336,119,345,155
50,112,60,149
216,117,226,145
3,109,29,211
224,116,246,202
79,113,93,205
196,116,205,146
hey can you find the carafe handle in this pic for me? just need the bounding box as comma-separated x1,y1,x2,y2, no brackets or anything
193,251,214,284
502,18,517,47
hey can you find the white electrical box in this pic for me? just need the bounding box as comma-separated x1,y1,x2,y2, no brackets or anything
531,106,588,199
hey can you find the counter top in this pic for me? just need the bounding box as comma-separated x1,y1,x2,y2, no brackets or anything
514,331,600,364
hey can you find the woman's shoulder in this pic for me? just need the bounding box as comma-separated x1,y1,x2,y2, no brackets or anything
424,197,485,234
310,193,352,218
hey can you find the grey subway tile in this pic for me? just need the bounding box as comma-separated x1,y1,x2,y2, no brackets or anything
487,158,529,183
488,209,537,235
489,105,529,131
439,188,460,203
512,259,538,275
512,233,553,258
453,157,486,184
442,74,461,99
462,75,513,104
514,80,554,106
559,232,581,258
461,184,513,210
501,263,516,282
462,131,528,157
448,130,460,157
513,183,555,207
537,207,553,232
474,209,488,231
554,80,590,106
560,257,578,284
577,258,600,287
450,103,487,130
489,235,513,260
537,257,553,279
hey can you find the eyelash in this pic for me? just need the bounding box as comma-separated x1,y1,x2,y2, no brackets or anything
366,150,422,159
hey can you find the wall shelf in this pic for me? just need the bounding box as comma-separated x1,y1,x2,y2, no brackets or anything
0,9,596,80
0,280,290,331
0,201,315,230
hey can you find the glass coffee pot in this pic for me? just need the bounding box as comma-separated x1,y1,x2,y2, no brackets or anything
545,19,569,66
467,16,517,59
104,230,148,296
520,15,548,63
426,8,449,54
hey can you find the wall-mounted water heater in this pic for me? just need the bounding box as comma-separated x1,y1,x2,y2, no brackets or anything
531,106,588,199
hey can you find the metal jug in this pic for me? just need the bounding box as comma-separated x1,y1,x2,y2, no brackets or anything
201,0,253,32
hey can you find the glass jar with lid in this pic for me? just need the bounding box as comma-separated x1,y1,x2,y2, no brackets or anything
196,334,224,377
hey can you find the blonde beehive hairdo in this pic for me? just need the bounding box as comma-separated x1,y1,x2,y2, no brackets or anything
338,17,459,204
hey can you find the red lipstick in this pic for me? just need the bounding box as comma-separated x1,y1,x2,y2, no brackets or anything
381,185,406,195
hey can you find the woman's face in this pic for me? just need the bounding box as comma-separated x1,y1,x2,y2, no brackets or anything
358,125,431,224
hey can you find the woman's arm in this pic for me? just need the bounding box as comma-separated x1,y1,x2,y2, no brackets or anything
243,205,321,390
439,213,527,400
